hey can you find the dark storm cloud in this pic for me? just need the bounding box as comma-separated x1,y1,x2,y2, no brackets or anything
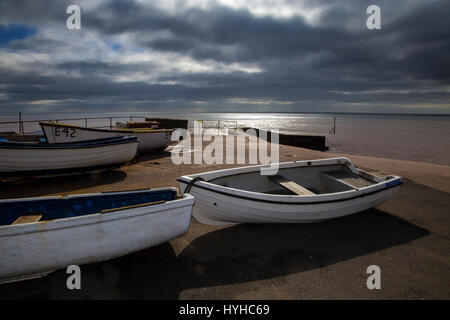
0,0,449,113
0,0,78,26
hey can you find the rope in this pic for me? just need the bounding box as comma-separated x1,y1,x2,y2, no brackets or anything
183,176,205,193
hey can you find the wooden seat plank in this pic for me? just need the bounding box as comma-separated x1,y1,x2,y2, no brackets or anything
322,170,373,189
12,214,43,225
268,175,315,196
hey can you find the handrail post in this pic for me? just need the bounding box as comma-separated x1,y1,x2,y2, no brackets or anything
329,116,336,134
333,116,336,134
18,112,22,134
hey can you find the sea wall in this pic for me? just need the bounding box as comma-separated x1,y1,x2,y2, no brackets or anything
145,118,189,129
243,127,329,151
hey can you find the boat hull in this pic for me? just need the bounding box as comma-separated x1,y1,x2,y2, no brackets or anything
0,138,138,173
179,181,399,225
41,122,172,153
178,157,402,225
0,191,194,283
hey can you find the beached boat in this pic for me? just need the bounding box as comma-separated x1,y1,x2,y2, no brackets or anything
40,122,172,153
0,188,194,283
0,132,45,142
0,136,138,174
115,121,159,129
178,157,402,225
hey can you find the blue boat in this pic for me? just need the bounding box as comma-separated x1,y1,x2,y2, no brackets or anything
0,187,195,283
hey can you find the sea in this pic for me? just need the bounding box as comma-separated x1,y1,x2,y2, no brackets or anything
1,112,449,166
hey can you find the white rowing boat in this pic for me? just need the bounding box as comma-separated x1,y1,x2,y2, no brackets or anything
115,121,159,129
0,136,138,174
0,188,194,283
178,157,402,225
40,122,172,153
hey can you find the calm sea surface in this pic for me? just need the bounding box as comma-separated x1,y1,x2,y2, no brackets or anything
1,112,449,165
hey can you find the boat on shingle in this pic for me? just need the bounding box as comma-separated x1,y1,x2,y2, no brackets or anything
40,122,173,153
0,136,138,174
0,188,194,283
178,157,402,225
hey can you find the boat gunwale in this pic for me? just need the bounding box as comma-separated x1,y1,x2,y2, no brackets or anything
40,122,174,134
0,136,139,150
0,189,194,236
178,158,402,205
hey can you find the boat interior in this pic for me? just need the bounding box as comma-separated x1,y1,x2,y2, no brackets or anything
209,164,376,195
0,189,177,226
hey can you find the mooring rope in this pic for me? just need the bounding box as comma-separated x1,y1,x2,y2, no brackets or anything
183,176,205,193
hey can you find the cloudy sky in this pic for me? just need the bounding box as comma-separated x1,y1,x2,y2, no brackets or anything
0,0,449,114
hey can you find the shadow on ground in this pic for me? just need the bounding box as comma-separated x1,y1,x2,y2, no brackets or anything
0,206,429,299
132,150,173,164
0,170,127,199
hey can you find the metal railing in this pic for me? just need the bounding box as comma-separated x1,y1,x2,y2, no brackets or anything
1,114,338,136
0,115,147,135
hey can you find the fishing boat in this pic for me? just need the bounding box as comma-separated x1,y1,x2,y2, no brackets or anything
178,157,402,225
40,122,172,153
115,121,159,129
0,132,45,142
0,136,138,174
0,188,194,283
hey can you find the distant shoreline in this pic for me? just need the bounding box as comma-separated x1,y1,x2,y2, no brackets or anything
1,111,450,117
